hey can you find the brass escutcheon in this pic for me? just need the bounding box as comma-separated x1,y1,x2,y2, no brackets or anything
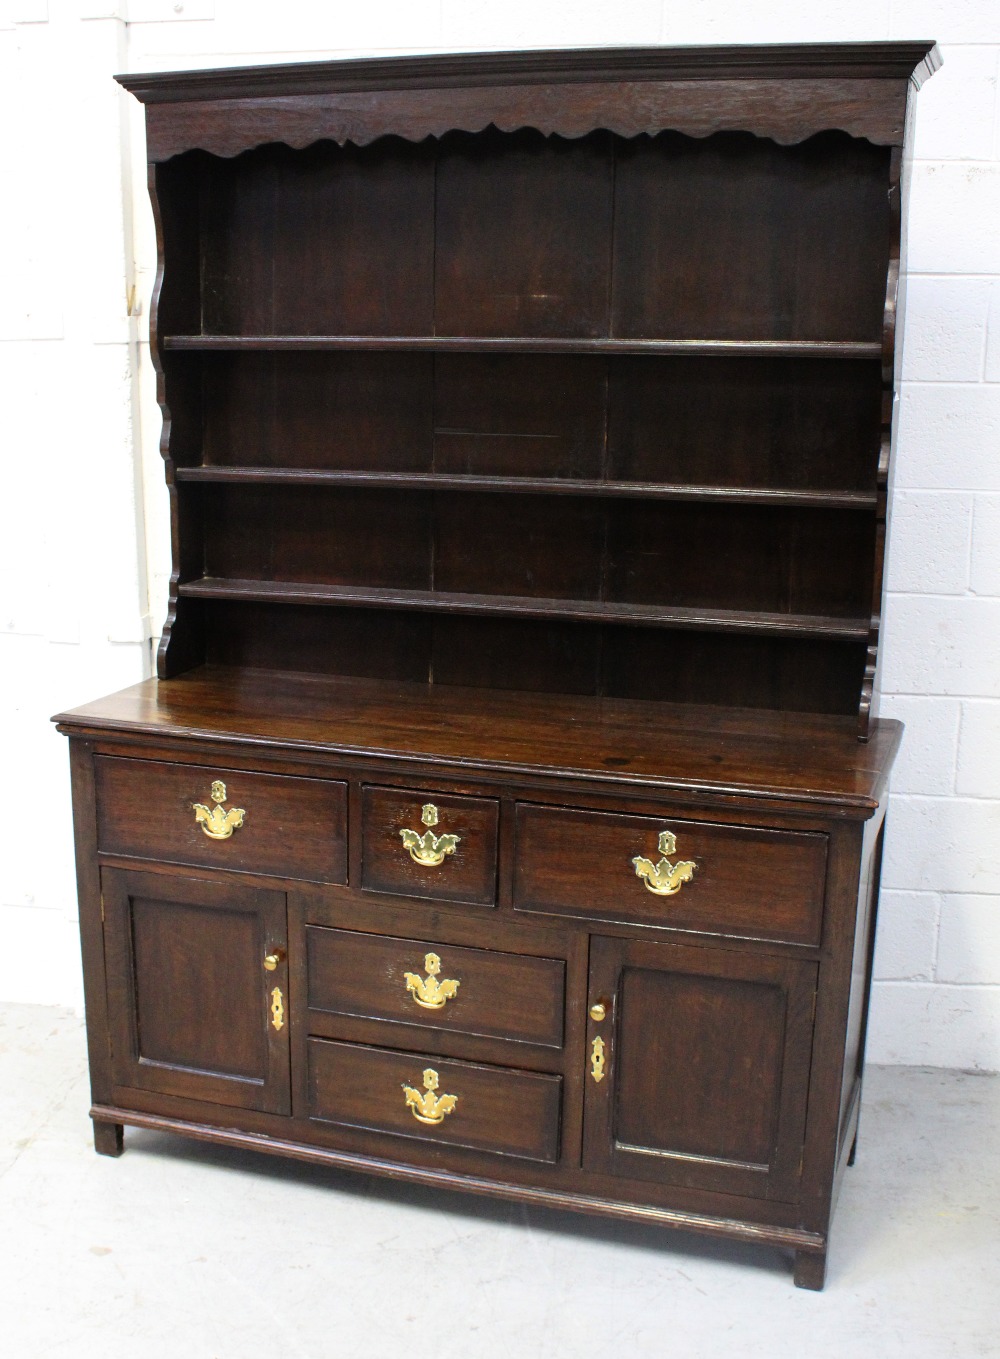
632,830,697,897
590,1035,606,1083
192,779,246,841
402,1067,457,1125
404,952,460,1010
399,803,461,867
270,986,284,1031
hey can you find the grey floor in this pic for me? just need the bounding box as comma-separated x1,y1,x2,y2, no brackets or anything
1,1003,997,1359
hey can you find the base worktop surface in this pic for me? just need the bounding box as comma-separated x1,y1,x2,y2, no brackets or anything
56,666,901,814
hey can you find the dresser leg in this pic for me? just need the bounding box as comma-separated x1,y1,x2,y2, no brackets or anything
793,1248,827,1291
93,1119,125,1157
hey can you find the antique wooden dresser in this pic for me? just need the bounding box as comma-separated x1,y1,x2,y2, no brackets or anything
56,42,938,1288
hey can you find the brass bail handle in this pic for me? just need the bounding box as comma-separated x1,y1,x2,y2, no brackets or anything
404,952,460,1010
399,803,461,867
632,829,697,897
402,1067,458,1125
192,780,246,841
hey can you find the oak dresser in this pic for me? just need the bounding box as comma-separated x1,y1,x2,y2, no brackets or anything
57,42,938,1288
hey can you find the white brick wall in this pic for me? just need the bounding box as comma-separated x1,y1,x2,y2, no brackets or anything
878,0,1000,1069
1,1,998,1067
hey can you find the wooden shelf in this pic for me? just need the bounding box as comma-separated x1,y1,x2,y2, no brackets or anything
177,576,870,640
174,467,877,508
161,335,882,359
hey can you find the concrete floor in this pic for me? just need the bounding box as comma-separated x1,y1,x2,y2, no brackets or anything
1,1003,997,1359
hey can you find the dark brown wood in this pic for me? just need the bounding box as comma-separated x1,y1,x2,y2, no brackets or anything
178,578,870,640
307,1037,562,1163
118,44,940,104
58,43,934,1291
513,804,827,946
794,1249,829,1290
90,1099,826,1250
175,468,879,509
306,924,566,1048
612,133,890,343
68,741,116,1108
583,936,817,1201
361,785,499,906
95,755,348,883
137,76,921,165
162,334,883,356
57,668,901,814
93,1119,125,1156
102,868,291,1114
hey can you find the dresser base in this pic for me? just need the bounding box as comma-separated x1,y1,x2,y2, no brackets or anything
91,1103,828,1283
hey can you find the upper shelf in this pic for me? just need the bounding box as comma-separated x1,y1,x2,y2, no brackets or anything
161,335,883,359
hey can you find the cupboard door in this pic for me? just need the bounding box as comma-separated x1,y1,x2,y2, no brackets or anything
583,936,816,1202
103,868,291,1114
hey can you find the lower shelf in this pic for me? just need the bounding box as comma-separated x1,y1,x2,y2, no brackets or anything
177,577,870,641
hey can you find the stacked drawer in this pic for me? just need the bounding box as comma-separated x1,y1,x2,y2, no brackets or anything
305,786,568,1163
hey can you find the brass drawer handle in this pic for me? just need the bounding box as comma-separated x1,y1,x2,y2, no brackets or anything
632,830,696,896
399,803,461,867
404,952,460,1010
192,780,246,841
402,1068,457,1125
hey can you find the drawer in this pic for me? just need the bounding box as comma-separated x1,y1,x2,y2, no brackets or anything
513,804,827,947
361,785,499,906
307,1037,562,1163
95,757,348,884
306,925,565,1048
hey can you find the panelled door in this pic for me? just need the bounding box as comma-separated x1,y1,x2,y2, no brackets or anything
103,867,291,1114
583,936,817,1202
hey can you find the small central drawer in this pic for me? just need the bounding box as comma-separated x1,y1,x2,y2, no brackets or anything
308,1037,562,1163
306,925,565,1048
361,785,499,906
514,803,827,947
95,756,348,883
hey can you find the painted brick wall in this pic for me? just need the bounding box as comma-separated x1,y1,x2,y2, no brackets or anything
1,0,998,1068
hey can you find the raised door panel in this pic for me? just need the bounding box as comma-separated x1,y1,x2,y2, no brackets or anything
583,937,816,1202
103,868,290,1114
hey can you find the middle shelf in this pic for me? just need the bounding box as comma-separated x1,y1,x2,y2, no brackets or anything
173,467,877,509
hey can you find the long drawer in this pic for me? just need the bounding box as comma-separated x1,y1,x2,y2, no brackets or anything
513,803,828,946
306,925,566,1048
95,756,348,883
307,1038,563,1163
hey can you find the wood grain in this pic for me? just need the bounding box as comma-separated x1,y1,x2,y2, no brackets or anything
307,1037,563,1162
513,803,828,946
95,754,348,883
